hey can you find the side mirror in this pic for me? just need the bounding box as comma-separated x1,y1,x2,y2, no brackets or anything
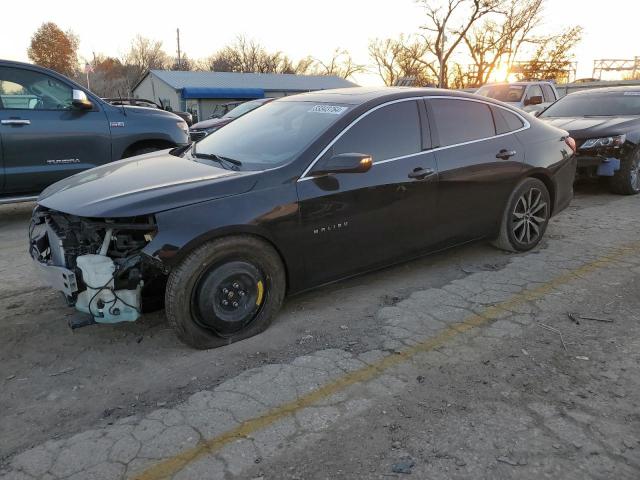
72,89,93,110
313,152,373,175
525,95,543,106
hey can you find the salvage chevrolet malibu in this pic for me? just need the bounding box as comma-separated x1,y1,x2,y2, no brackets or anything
29,87,576,348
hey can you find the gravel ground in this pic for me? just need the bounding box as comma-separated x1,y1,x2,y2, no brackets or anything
1,183,639,480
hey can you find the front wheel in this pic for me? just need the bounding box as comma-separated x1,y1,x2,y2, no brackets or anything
492,177,551,252
608,150,640,195
165,236,286,349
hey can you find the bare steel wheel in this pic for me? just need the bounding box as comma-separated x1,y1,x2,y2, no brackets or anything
165,236,286,349
492,177,551,252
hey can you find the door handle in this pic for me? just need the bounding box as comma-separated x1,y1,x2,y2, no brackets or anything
1,119,31,125
408,167,436,180
496,149,516,160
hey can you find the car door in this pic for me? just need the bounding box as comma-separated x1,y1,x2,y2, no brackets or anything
296,99,439,286
426,97,525,244
0,66,111,195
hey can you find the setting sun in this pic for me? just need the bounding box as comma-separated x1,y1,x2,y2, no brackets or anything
487,64,519,84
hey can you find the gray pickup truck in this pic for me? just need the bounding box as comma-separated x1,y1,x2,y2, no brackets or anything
475,81,560,115
0,60,190,204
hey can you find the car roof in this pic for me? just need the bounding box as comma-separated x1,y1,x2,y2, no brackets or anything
568,85,640,96
480,81,552,87
278,86,495,106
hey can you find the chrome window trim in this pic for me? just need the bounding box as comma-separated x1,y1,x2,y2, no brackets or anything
298,95,531,182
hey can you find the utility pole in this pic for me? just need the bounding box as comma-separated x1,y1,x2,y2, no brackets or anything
176,28,182,70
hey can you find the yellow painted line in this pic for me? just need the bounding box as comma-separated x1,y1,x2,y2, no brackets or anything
134,241,640,480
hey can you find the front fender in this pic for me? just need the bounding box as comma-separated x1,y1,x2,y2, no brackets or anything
142,184,305,291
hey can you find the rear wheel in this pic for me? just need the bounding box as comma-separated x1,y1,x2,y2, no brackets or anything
608,149,640,195
165,236,286,349
492,177,551,252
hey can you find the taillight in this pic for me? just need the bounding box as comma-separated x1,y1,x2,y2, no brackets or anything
564,136,576,153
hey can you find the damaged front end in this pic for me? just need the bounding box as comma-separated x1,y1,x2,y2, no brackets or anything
575,134,627,178
29,206,165,325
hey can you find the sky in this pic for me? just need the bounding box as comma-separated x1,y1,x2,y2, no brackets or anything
1,0,638,86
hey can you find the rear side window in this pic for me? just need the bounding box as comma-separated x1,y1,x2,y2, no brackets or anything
332,100,421,162
492,106,525,134
541,84,556,102
430,99,496,146
525,85,544,102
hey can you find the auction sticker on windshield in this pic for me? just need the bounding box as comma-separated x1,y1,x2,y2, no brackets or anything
309,105,348,114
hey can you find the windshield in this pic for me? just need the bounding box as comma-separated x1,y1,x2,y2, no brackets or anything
476,85,525,103
224,100,265,119
541,92,640,117
191,100,351,170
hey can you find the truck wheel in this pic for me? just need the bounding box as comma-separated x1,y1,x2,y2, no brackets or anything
608,149,640,195
165,236,286,349
492,177,550,253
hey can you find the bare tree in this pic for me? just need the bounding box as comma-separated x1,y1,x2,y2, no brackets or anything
514,26,582,82
169,54,194,71
368,36,435,86
500,0,545,70
417,0,501,87
207,36,294,74
462,20,506,86
313,49,365,79
123,36,169,91
75,55,130,97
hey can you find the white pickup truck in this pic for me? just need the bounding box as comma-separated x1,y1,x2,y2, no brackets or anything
475,81,559,115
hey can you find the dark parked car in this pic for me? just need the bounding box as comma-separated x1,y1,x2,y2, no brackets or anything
0,60,190,203
189,98,274,142
539,86,640,194
103,97,193,125
29,87,575,348
209,101,245,119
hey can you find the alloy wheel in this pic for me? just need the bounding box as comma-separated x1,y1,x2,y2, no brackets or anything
512,187,548,246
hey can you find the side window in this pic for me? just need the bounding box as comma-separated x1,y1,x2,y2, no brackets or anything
430,99,496,146
0,67,73,111
525,85,543,103
492,106,525,134
331,101,421,163
541,84,556,102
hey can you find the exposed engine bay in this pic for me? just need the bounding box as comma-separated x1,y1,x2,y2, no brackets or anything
29,206,164,324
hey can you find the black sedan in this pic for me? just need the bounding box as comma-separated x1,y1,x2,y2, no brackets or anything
30,87,576,349
539,86,640,195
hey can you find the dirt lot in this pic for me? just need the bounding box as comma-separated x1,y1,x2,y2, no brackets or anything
1,183,639,480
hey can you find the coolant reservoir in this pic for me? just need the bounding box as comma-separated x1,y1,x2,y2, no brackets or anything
75,254,141,323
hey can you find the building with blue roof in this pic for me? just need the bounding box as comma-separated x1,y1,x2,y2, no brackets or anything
133,70,357,122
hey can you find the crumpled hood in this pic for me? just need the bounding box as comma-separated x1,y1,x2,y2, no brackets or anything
540,116,640,139
38,150,258,218
190,117,232,130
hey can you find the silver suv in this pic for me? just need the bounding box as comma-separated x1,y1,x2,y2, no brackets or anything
475,81,559,115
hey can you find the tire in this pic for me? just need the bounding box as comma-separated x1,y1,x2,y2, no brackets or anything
608,149,640,195
492,177,551,253
165,235,286,349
